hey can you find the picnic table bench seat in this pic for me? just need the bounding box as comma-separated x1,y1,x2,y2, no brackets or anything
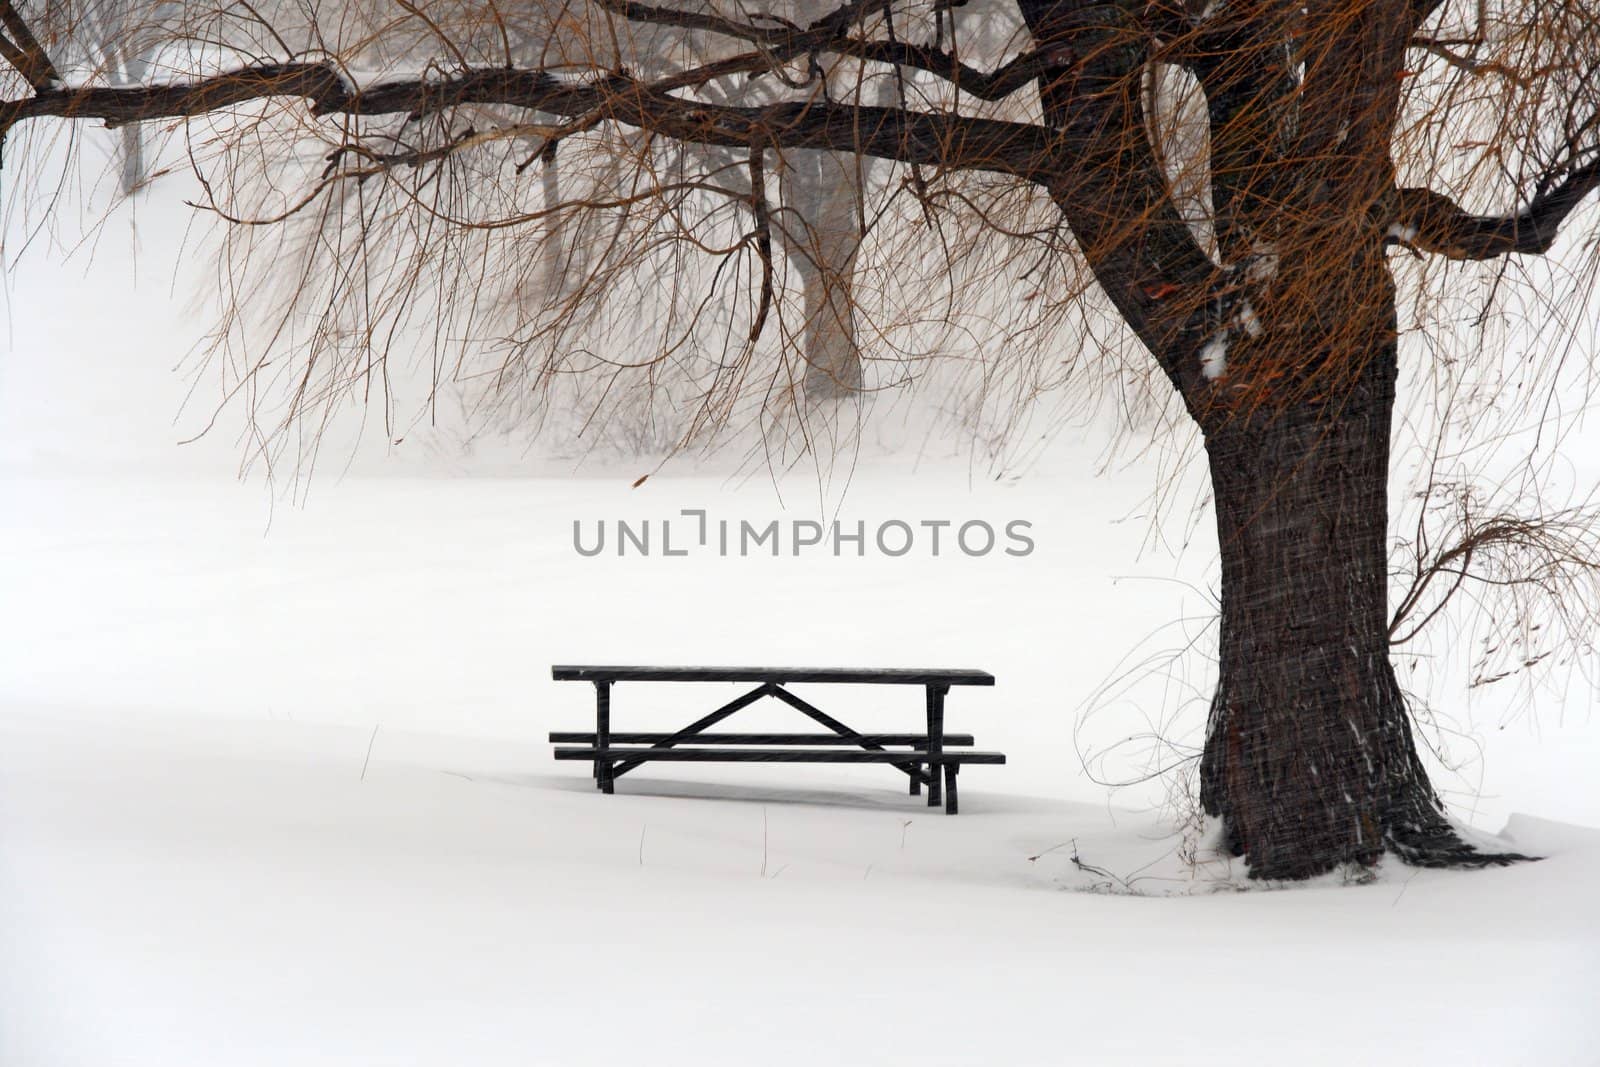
550,665,1004,814
549,732,978,746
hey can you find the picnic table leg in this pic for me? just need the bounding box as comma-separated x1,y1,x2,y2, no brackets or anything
944,763,959,815
910,695,922,796
925,684,945,808
596,680,614,795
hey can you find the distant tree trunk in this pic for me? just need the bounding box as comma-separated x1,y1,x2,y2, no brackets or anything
791,249,862,401
118,123,144,194
113,51,149,195
778,150,865,401
1196,267,1522,879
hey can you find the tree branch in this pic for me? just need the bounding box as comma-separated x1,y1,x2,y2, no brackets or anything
1410,38,1549,87
0,0,60,89
593,0,818,46
1019,0,1220,403
0,33,32,82
1174,6,1299,263
747,143,774,341
0,62,1060,183
1409,0,1453,34
598,0,1057,102
1393,156,1600,259
840,38,1065,101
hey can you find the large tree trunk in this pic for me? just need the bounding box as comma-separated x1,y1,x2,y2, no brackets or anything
1196,323,1527,879
1010,0,1532,878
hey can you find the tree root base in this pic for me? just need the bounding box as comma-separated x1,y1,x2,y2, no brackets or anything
1214,816,1540,881
1383,823,1538,871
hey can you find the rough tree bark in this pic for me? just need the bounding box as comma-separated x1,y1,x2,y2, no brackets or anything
1017,0,1538,877
1195,274,1523,877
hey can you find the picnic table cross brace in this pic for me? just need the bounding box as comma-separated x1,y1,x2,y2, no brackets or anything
590,679,946,797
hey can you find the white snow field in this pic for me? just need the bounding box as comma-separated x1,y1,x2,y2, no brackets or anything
4,169,1600,1065
3,468,1599,1066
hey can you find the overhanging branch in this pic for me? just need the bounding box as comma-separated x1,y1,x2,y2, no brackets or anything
0,62,1060,182
1393,155,1600,259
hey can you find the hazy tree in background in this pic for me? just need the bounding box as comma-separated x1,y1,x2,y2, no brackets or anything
24,0,176,192
509,4,883,412
3,0,1600,879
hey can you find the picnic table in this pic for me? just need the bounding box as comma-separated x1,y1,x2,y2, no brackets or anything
549,665,1005,814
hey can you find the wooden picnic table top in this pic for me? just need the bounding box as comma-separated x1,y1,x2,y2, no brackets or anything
551,665,995,686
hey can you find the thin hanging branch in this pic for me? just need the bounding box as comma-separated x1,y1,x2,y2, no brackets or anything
747,140,774,342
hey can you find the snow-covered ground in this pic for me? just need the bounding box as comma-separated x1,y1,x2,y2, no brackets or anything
4,698,1598,1066
3,468,1598,1065
4,163,1600,1065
